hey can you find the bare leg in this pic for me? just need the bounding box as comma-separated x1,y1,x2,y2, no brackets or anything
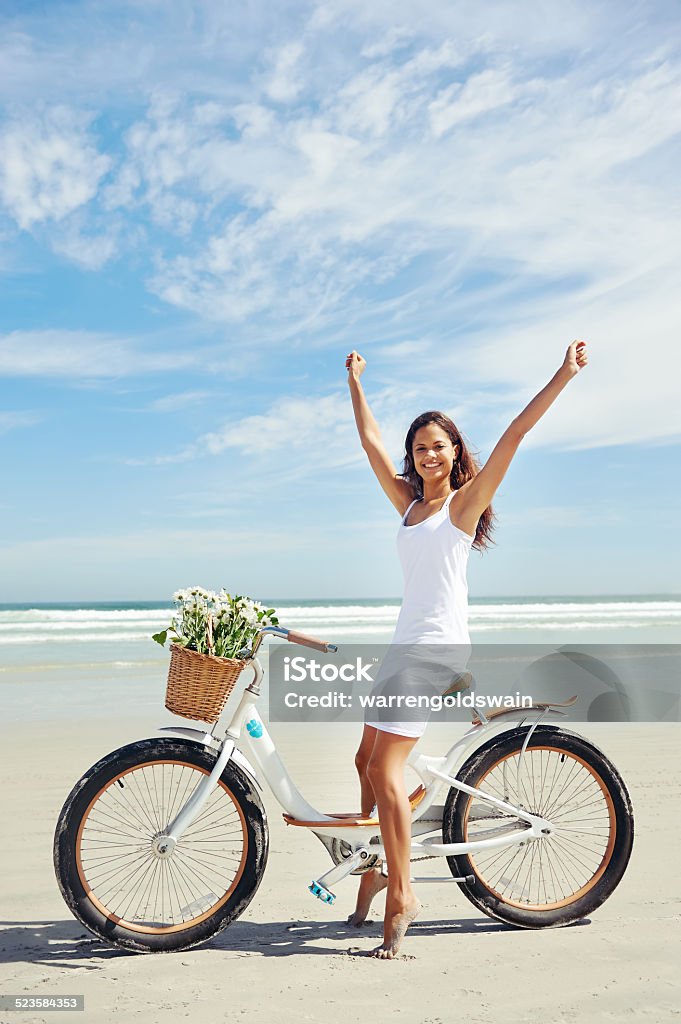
366,731,422,958
355,724,378,817
346,868,387,927
347,725,385,927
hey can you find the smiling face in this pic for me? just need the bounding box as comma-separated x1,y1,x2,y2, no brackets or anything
411,423,458,486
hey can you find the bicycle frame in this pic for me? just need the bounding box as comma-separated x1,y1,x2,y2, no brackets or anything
155,639,566,872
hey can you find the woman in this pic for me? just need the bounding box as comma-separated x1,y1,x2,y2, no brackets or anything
345,340,588,959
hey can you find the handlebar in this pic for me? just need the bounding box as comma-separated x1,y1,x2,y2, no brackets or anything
255,625,338,654
286,628,338,653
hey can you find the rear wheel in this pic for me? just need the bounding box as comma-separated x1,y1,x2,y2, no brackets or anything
443,726,634,928
54,737,268,953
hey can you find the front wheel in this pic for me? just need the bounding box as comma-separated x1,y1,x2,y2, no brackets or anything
443,726,634,928
54,737,268,953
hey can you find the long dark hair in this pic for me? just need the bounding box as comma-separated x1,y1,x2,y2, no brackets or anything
399,410,496,552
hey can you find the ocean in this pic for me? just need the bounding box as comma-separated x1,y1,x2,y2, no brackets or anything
1,595,679,722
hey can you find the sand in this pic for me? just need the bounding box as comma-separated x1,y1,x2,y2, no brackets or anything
0,714,679,1024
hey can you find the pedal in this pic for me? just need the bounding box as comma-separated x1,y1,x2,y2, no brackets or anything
308,880,336,905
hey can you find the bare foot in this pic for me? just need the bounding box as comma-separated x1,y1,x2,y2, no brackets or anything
370,896,422,959
346,868,387,927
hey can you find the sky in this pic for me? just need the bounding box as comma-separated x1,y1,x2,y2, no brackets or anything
1,0,680,602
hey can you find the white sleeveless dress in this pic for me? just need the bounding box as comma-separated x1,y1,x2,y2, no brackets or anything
364,490,474,738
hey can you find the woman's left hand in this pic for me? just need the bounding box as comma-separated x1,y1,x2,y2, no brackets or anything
562,339,588,377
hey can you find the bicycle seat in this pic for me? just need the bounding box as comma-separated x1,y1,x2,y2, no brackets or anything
282,784,427,828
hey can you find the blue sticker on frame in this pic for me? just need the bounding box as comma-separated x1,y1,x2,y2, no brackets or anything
246,719,263,738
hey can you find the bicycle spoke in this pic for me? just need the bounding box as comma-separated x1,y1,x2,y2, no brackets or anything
465,745,615,909
77,759,247,929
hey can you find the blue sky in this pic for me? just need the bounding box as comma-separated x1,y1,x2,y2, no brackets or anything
1,0,680,602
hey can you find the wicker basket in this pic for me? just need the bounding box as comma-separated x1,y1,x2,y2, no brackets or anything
165,642,249,724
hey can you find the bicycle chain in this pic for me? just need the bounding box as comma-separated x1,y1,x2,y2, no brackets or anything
333,819,444,871
409,818,443,862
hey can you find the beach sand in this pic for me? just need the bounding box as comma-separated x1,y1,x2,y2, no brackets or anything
0,715,679,1024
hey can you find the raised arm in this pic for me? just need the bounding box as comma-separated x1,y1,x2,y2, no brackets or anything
346,350,413,515
452,341,589,531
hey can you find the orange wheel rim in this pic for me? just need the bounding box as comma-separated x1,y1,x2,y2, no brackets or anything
462,745,617,911
75,759,248,934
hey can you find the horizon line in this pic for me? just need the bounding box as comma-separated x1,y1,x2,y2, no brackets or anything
0,592,679,606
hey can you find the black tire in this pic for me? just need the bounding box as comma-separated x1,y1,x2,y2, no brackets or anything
54,737,268,953
443,726,634,929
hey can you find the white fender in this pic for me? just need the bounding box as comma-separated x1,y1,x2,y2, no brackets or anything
157,725,263,790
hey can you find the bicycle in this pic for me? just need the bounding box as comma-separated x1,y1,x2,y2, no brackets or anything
53,624,634,954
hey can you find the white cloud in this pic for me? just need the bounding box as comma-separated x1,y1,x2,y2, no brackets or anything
51,225,119,269
307,0,606,54
374,338,433,359
0,330,197,379
138,381,446,478
448,263,681,452
0,410,42,434
0,107,111,229
263,41,305,102
332,40,465,138
428,67,517,136
360,26,413,61
149,391,212,413
230,103,277,140
124,448,198,467
199,392,351,454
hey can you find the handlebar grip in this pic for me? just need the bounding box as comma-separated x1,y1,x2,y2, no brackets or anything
286,629,337,654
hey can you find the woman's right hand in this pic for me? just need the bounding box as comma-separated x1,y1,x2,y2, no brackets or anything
346,350,366,379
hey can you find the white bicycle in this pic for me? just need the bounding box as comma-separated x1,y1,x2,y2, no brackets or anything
54,624,634,953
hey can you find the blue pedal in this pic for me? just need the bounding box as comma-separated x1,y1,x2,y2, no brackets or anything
308,881,336,904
